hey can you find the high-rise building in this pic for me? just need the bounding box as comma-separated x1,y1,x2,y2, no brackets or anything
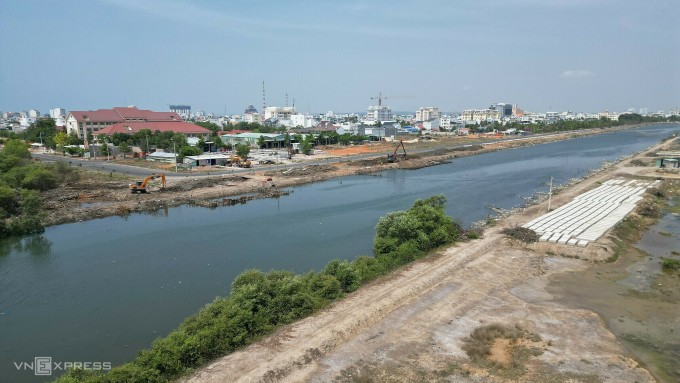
415,107,441,121
489,103,513,118
264,106,296,120
366,105,392,122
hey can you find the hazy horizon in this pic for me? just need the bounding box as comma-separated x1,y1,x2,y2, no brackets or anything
1,0,678,115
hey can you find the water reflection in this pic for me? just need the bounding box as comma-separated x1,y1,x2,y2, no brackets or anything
0,235,52,257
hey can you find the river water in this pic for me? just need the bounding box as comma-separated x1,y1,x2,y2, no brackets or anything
1,124,678,381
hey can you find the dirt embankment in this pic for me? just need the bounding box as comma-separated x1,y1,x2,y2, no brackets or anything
38,125,669,227
180,137,679,382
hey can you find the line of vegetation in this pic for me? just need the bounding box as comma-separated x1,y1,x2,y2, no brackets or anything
54,195,462,382
0,139,79,238
472,113,679,134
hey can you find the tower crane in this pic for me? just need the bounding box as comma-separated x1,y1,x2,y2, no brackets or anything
370,92,415,106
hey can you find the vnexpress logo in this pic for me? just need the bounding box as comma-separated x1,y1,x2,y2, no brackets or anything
14,357,111,376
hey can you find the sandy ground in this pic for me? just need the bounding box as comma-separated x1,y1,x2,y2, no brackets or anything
179,137,679,383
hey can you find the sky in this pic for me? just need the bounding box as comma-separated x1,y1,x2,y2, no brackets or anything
0,0,678,115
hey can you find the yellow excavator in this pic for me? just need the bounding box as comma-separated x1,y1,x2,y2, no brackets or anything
230,155,252,168
129,173,166,193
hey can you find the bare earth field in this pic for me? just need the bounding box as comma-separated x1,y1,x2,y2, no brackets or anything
177,138,679,383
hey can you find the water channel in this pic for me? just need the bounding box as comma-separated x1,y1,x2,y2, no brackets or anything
1,124,678,381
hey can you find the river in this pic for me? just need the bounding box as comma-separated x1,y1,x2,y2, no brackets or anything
1,123,677,381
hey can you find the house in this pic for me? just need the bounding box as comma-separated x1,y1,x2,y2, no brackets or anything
92,121,211,140
184,153,233,167
65,106,183,139
146,150,178,163
655,151,680,169
221,132,286,148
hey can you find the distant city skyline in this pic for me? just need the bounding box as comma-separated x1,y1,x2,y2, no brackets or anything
1,0,678,115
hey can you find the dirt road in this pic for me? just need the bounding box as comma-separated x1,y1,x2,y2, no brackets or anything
39,127,657,228
181,139,678,382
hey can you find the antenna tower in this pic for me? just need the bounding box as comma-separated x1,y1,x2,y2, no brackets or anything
262,81,266,120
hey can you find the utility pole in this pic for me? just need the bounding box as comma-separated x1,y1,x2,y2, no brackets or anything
547,176,553,212
173,140,178,173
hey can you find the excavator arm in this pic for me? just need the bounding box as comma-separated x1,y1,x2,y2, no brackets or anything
129,173,166,193
387,140,406,163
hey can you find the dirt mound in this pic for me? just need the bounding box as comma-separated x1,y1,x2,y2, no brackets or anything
164,176,249,192
266,164,336,177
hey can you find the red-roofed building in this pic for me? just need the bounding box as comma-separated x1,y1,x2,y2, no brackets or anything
65,106,183,139
92,121,211,139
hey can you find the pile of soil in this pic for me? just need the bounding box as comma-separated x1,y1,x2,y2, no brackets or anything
163,176,250,192
266,164,336,177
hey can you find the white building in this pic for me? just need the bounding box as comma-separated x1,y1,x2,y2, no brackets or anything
439,115,452,131
365,105,393,122
422,119,440,131
50,108,66,119
264,106,296,121
19,116,36,128
290,113,318,129
415,107,440,121
28,109,40,118
461,109,501,122
243,113,262,124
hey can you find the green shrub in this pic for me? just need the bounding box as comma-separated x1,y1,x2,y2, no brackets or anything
21,167,58,191
55,195,461,383
662,258,680,270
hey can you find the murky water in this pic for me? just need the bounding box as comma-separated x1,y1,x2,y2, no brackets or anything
1,124,678,381
548,199,680,383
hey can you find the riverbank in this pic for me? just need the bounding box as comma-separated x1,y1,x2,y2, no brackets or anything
181,136,679,382
38,123,673,228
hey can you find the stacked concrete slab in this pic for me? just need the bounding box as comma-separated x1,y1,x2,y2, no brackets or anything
522,179,660,247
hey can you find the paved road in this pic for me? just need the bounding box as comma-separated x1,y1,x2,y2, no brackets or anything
29,131,592,179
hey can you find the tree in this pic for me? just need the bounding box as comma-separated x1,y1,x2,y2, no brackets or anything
236,144,250,158
257,135,266,148
118,142,131,159
3,139,31,158
21,118,57,148
178,146,201,161
68,131,82,145
54,131,69,154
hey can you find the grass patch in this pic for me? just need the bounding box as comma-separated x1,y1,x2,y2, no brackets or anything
501,226,539,243
462,324,543,379
661,258,680,270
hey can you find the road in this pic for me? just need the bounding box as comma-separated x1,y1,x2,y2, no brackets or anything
31,132,573,178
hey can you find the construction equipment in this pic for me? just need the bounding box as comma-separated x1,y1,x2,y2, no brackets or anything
370,92,415,106
229,155,252,168
129,173,166,193
387,140,406,163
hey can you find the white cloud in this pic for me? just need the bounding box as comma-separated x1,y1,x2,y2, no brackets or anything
560,70,593,78
99,0,434,40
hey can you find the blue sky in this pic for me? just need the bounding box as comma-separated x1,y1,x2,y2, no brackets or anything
0,0,678,115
